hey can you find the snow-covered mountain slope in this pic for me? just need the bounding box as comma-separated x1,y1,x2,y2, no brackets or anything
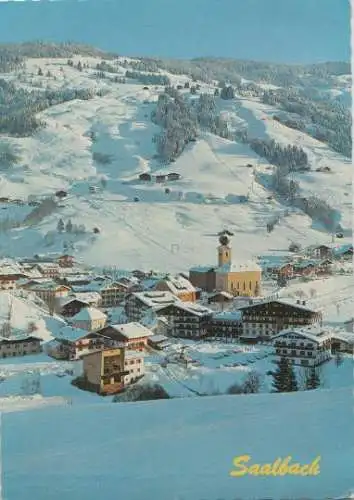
3,387,353,500
0,56,351,272
0,291,65,341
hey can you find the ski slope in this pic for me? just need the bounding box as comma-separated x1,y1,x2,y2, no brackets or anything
2,387,353,500
0,56,351,273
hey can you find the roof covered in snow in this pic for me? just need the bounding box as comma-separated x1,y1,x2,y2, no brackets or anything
71,307,107,322
216,261,262,273
132,291,180,309
158,275,196,294
108,322,153,340
55,326,88,342
273,326,332,343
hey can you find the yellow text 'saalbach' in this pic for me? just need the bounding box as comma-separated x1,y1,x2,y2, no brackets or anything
230,455,321,477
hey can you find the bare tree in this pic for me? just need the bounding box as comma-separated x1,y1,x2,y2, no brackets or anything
242,370,262,393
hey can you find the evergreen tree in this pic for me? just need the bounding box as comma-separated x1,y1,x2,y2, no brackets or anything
305,367,321,390
77,61,83,72
65,219,73,233
272,357,290,392
272,357,298,393
37,67,43,76
220,85,235,100
57,218,65,233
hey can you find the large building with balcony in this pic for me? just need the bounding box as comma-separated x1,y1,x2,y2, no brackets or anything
82,348,145,395
272,327,332,367
94,322,152,351
157,302,213,339
209,311,242,340
124,291,179,322
238,298,322,342
82,348,127,395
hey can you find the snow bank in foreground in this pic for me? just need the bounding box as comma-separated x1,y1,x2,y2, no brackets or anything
2,387,353,500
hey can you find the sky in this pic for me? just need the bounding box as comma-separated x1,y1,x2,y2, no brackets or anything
0,0,350,63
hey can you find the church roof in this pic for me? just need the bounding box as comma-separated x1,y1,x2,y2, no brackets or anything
216,261,261,273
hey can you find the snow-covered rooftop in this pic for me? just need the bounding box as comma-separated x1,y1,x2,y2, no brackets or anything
71,307,107,322
216,260,262,273
55,325,88,342
109,322,152,340
159,275,196,294
133,291,180,308
273,326,332,343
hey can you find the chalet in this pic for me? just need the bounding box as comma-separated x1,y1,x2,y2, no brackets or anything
72,292,102,307
274,263,294,279
57,254,75,268
154,275,197,302
156,302,213,339
148,334,171,350
273,327,332,366
331,331,354,354
125,291,179,322
305,245,333,260
70,307,107,331
238,299,322,343
60,298,91,318
94,322,152,351
209,311,242,340
26,282,71,304
123,350,145,385
316,259,333,275
0,335,42,358
0,267,26,290
189,265,216,293
47,326,92,360
291,258,333,277
82,348,127,395
100,281,129,308
63,274,93,287
35,262,60,278
167,172,181,181
139,173,152,181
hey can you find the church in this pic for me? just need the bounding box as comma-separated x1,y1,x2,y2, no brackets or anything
189,235,262,297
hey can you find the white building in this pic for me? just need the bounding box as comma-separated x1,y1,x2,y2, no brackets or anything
123,350,145,385
70,307,107,331
273,326,332,367
125,291,180,322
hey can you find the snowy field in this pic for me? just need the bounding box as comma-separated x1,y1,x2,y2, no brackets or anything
143,340,353,397
0,56,351,272
2,387,353,500
0,338,351,408
0,291,66,342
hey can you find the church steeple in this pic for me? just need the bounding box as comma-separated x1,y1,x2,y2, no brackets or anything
217,234,232,267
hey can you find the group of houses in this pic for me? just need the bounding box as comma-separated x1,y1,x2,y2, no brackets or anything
0,236,352,394
260,243,353,282
138,172,181,183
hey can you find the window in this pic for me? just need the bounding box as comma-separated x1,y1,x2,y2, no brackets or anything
243,282,246,291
